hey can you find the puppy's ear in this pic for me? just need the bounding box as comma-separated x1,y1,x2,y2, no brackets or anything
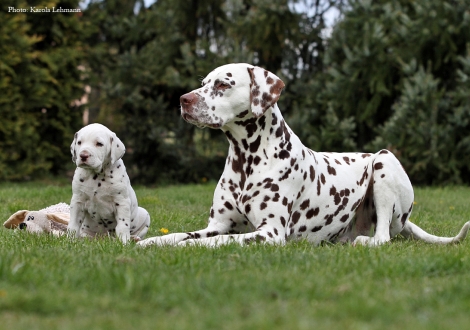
247,66,285,118
70,132,78,163
110,132,125,165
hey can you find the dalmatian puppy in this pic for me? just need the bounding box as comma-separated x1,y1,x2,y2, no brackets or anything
69,123,150,244
138,63,470,247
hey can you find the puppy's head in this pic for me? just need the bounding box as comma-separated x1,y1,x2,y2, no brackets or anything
70,123,125,172
180,63,284,129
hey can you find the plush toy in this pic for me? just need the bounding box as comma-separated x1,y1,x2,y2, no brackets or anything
3,203,70,236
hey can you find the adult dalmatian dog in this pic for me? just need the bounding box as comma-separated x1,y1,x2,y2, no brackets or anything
138,63,470,247
69,123,150,244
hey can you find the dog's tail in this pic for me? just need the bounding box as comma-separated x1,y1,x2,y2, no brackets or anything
401,220,470,244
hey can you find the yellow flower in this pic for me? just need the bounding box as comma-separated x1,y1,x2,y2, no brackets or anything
449,206,455,210
160,228,169,234
413,201,417,205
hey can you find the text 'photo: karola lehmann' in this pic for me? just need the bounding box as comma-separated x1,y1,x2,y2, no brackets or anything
7,6,82,13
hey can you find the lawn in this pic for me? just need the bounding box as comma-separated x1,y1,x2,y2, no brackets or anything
1,181,470,329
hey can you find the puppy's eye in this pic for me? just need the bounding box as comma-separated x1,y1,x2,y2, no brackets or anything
27,216,34,221
77,141,81,145
96,142,104,147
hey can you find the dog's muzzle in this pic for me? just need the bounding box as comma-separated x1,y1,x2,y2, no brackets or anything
180,92,207,127
180,92,222,129
79,151,90,164
76,150,101,171
180,92,198,122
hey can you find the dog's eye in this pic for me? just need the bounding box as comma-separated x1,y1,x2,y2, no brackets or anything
96,142,104,147
77,141,81,145
27,216,34,221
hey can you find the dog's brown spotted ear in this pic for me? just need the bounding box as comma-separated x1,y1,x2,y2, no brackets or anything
247,66,285,118
110,132,125,165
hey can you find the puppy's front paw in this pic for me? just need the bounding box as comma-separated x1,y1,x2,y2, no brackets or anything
66,228,80,239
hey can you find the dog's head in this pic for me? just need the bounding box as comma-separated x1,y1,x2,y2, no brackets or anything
70,123,125,172
180,63,284,129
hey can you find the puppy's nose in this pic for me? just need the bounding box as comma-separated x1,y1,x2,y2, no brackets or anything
80,152,90,162
180,93,198,106
19,223,27,230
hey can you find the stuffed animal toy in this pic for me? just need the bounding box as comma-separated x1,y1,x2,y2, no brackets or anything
3,203,70,236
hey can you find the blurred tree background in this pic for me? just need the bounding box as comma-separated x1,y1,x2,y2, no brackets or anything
1,0,469,185
0,0,86,180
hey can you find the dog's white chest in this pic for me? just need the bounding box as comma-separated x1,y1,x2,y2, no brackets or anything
73,166,127,217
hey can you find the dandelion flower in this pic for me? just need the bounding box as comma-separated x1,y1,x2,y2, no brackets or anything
160,228,169,234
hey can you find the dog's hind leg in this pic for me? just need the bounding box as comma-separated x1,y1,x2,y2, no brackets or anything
353,150,414,246
131,207,151,241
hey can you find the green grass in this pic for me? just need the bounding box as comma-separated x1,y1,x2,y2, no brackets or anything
1,182,470,329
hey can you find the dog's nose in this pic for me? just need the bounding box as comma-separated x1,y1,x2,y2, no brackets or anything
80,152,90,162
19,223,27,230
180,93,198,107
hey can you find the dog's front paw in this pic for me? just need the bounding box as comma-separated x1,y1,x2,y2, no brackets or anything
352,236,371,246
66,228,80,239
137,236,178,247
137,236,163,247
137,233,190,247
353,235,388,247
116,233,131,245
178,239,197,247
